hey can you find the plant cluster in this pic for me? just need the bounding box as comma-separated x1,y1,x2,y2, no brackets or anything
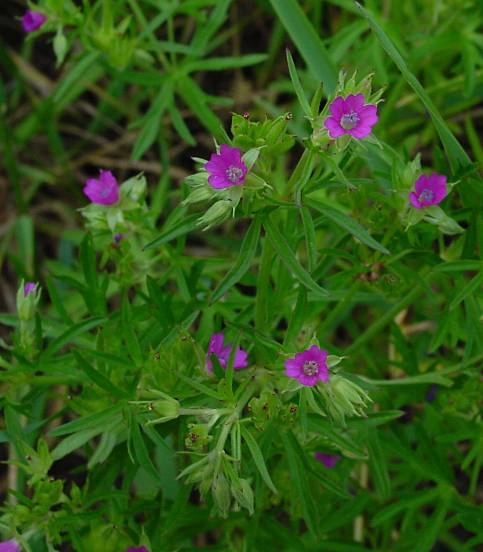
0,1,481,551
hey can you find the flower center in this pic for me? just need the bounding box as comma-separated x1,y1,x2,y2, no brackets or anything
303,360,319,377
225,165,244,183
418,188,434,203
340,111,359,130
100,186,111,198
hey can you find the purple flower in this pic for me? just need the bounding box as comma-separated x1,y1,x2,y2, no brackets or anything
314,452,341,469
205,145,248,189
114,233,124,243
0,540,20,552
83,170,119,205
409,173,447,209
206,333,248,373
324,94,378,139
23,282,37,297
285,345,329,387
22,10,47,32
125,548,149,552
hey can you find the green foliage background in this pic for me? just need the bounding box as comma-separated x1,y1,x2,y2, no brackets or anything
0,1,482,551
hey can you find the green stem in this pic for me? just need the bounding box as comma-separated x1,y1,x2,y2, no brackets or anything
255,236,273,333
319,280,361,335
346,267,432,354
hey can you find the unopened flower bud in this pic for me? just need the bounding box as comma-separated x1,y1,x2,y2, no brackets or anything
151,397,180,423
328,375,372,420
182,186,213,206
17,280,40,321
212,473,231,517
197,200,232,230
231,478,254,515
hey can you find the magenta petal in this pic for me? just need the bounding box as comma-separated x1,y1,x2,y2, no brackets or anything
314,452,340,469
359,104,378,125
315,348,328,364
324,117,346,138
409,191,423,209
414,175,430,195
348,124,373,139
83,170,119,205
285,359,301,377
233,348,248,369
22,10,47,32
24,282,37,296
0,541,21,552
306,345,322,356
317,367,329,382
298,374,318,387
431,174,447,202
209,333,225,355
329,96,346,118
344,93,365,111
125,548,149,552
205,156,225,175
219,144,241,164
207,174,231,189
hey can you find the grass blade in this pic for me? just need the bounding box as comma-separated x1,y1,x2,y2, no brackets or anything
144,214,200,250
355,2,471,171
264,216,328,298
176,76,229,143
308,199,390,255
241,426,278,494
286,50,312,118
270,0,337,94
210,216,262,304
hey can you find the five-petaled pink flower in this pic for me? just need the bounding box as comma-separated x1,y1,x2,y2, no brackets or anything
205,145,248,189
314,452,341,468
24,282,37,297
22,10,47,32
409,173,447,209
125,548,149,552
83,170,119,205
0,540,20,552
325,94,378,139
285,345,329,387
206,333,248,373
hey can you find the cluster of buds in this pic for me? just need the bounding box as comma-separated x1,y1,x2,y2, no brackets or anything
185,423,212,451
247,391,279,429
319,375,372,425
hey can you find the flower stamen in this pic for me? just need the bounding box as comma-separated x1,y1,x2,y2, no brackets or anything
303,360,319,377
340,112,359,130
225,165,244,183
419,189,434,202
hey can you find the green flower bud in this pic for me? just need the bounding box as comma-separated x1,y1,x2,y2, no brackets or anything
331,375,372,415
185,172,210,187
212,472,231,517
231,478,254,515
17,281,40,321
320,375,372,424
197,200,232,230
248,391,281,430
182,186,213,206
149,397,180,424
121,174,147,203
